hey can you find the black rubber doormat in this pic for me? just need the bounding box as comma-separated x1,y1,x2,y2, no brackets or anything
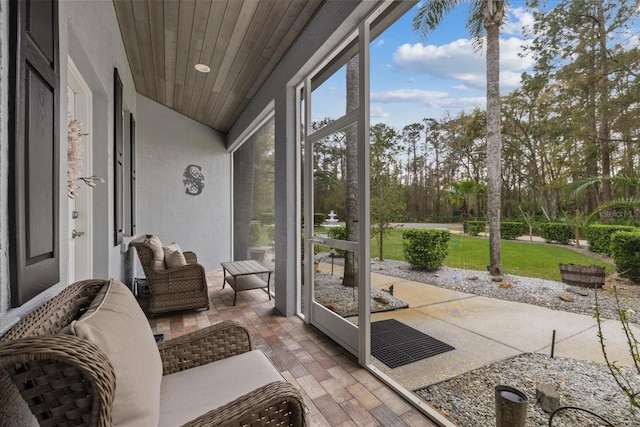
371,319,455,369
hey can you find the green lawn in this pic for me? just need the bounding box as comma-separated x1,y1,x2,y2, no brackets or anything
370,228,613,282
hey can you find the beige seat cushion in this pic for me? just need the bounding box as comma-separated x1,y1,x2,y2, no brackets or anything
158,350,284,427
69,280,162,427
163,242,187,269
145,235,165,271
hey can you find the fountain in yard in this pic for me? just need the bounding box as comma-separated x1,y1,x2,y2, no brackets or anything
324,210,340,227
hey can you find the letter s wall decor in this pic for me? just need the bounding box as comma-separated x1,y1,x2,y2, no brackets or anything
183,164,204,196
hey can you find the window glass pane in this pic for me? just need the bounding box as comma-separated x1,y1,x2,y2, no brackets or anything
233,116,275,285
312,123,358,234
310,48,359,134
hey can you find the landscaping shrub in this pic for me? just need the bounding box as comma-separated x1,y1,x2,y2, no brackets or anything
586,224,637,256
402,229,450,270
259,212,275,226
467,220,486,236
327,226,347,256
501,222,525,240
250,222,261,246
313,213,326,226
610,231,640,283
539,222,573,245
327,226,346,240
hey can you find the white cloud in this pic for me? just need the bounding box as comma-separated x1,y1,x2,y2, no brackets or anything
371,89,486,117
370,105,390,118
376,39,385,47
406,78,416,84
392,36,534,91
371,89,449,104
503,7,535,37
439,97,486,111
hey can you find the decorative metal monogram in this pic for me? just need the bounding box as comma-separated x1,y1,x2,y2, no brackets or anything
183,164,204,195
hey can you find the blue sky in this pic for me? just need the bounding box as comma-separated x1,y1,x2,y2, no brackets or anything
311,2,538,131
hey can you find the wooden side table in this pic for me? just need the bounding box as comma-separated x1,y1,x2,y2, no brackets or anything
220,260,273,306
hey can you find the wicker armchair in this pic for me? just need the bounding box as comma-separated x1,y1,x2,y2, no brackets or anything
131,234,210,316
0,279,308,426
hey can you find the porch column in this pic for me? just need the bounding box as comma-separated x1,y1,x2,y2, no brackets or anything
273,88,297,316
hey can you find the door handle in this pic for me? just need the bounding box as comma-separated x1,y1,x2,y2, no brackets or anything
309,238,326,244
72,229,85,239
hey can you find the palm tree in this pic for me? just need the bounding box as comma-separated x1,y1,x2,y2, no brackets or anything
448,180,487,232
413,0,506,276
573,175,640,225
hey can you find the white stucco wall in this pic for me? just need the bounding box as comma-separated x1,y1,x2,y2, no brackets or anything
62,0,137,282
0,0,137,326
135,95,231,272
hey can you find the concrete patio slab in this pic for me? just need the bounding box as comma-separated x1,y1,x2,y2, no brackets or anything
374,277,475,308
414,296,597,353
370,272,406,290
543,319,640,366
311,269,637,392
369,309,521,391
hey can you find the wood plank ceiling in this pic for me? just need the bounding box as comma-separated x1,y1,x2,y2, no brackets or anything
113,0,324,134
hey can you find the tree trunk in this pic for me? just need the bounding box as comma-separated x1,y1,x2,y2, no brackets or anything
597,0,612,203
485,1,503,276
587,58,600,212
343,55,359,287
378,225,384,261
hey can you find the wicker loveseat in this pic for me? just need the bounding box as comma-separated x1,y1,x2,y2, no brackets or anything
131,234,210,316
0,279,307,426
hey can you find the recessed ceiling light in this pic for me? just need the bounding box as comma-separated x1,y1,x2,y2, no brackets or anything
194,63,210,73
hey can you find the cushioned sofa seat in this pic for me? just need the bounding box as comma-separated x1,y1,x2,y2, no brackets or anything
0,279,307,426
159,350,285,427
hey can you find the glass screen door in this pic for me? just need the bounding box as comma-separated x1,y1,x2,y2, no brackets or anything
300,24,371,361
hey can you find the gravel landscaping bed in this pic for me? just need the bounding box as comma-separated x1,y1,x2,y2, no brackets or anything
312,269,409,317
369,259,640,324
416,353,640,427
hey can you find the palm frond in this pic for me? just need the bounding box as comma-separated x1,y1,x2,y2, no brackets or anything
413,0,462,40
586,198,640,222
467,0,485,46
572,175,640,199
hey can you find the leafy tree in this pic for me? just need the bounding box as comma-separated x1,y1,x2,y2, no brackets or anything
311,118,347,216
370,124,405,260
423,118,445,217
527,0,640,213
403,123,426,217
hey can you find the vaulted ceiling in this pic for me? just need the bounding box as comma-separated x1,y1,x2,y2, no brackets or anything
113,0,324,134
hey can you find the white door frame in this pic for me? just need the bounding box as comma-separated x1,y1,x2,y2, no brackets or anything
299,21,371,365
67,57,94,283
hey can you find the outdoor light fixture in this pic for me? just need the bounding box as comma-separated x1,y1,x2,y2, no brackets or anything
194,63,210,73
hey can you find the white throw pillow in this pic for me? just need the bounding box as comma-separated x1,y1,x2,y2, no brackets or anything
145,235,166,271
163,242,187,269
69,280,162,426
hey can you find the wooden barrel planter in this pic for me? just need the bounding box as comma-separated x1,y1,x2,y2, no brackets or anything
559,264,606,288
